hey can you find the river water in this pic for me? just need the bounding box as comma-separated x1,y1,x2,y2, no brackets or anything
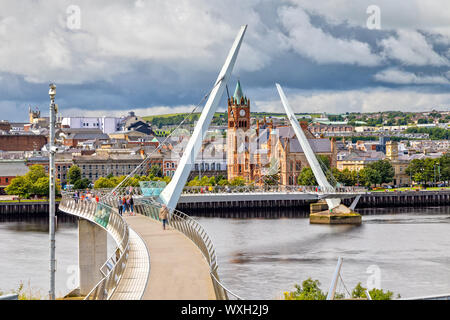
0,213,114,298
0,207,449,299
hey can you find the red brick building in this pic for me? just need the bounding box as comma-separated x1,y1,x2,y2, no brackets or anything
0,135,47,151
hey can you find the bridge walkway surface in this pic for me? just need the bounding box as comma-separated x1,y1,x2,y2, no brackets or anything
114,214,215,300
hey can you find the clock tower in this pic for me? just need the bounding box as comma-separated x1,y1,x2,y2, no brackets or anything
227,80,251,181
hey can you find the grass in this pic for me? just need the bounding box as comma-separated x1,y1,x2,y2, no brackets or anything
1,281,43,300
0,198,62,203
371,187,450,192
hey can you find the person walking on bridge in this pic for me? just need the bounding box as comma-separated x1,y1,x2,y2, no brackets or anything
129,195,134,216
118,197,123,216
159,204,169,230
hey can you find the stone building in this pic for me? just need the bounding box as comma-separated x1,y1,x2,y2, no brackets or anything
226,80,337,185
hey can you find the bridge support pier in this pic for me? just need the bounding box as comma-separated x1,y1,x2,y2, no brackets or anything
78,219,107,296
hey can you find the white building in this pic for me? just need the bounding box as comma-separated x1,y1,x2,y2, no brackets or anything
61,117,123,134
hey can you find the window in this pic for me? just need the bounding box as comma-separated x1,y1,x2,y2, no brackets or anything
296,162,301,171
217,164,220,171
195,164,199,170
166,163,170,168
205,163,209,170
171,163,175,169
5,178,8,183
211,163,215,171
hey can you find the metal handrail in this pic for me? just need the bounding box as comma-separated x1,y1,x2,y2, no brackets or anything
138,198,242,300
85,185,367,197
181,185,367,194
59,193,130,300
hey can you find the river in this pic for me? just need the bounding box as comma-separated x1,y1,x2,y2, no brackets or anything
0,206,449,299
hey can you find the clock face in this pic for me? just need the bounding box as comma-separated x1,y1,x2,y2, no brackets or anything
239,109,246,117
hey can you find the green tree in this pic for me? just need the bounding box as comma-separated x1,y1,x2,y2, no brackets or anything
68,165,82,185
359,167,382,187
25,165,46,183
5,176,33,198
351,282,395,300
149,164,163,178
230,176,245,186
94,177,116,189
73,178,91,190
438,154,450,183
284,278,326,300
367,160,395,185
33,176,50,197
297,168,317,186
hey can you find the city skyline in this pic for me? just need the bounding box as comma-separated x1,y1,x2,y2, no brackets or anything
0,0,449,122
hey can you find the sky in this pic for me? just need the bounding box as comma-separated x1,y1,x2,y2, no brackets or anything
0,0,449,121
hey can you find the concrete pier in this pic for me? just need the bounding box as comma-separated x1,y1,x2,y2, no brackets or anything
78,219,107,296
310,204,362,225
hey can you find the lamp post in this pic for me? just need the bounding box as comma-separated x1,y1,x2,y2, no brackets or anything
48,83,57,300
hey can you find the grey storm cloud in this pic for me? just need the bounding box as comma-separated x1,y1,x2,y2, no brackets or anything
0,0,449,121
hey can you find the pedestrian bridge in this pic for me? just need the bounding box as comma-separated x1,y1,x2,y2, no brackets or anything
59,193,241,300
179,185,366,203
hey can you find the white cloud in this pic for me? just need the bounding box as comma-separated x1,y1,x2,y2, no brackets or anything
254,87,450,114
380,30,449,66
279,5,381,66
374,68,450,85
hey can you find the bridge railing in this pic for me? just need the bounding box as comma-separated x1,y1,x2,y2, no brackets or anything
181,185,367,194
59,194,129,300
137,198,242,300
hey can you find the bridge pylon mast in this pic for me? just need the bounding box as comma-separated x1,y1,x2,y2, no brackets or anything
159,25,247,210
276,83,341,210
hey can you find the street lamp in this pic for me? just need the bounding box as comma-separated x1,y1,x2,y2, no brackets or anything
48,83,57,300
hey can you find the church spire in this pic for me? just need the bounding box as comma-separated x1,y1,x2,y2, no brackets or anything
233,80,244,102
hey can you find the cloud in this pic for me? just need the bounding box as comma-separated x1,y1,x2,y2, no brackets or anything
374,68,450,85
255,87,450,114
278,5,382,66
380,30,449,66
0,0,449,122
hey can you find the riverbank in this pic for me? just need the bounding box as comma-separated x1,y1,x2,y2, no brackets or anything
0,190,449,218
177,190,450,218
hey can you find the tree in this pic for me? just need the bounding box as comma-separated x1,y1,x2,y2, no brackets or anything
94,177,116,189
73,178,91,190
297,168,317,186
406,158,436,186
439,154,450,183
230,176,245,186
351,282,396,300
5,176,33,198
25,165,46,183
68,165,82,185
263,173,280,185
367,160,394,185
359,167,382,187
33,176,50,197
284,278,326,300
149,164,163,178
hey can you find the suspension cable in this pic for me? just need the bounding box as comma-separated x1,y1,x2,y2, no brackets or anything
106,78,225,198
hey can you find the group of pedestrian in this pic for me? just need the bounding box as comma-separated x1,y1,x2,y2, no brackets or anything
117,195,134,216
73,190,98,203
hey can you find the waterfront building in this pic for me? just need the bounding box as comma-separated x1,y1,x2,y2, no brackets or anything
226,80,336,185
275,124,337,185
